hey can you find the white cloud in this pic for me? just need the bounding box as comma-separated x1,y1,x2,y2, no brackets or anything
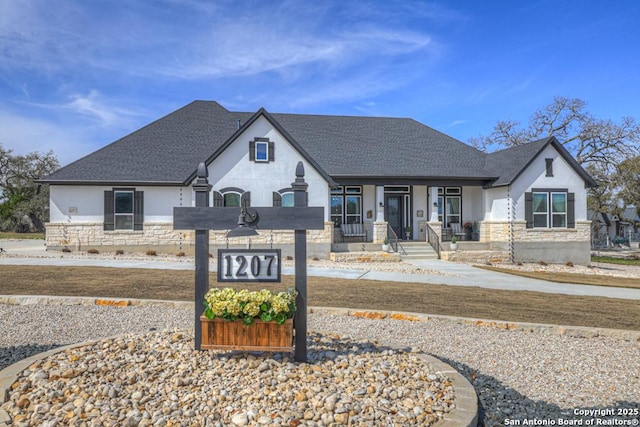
63,91,146,128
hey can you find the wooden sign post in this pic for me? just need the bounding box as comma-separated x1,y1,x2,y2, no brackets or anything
173,161,324,362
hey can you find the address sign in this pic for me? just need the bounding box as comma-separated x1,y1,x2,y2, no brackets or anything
217,249,281,282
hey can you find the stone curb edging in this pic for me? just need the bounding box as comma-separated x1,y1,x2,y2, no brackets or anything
2,294,639,341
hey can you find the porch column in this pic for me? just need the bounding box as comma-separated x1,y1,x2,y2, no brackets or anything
375,186,385,222
428,186,442,243
373,186,386,243
429,186,439,222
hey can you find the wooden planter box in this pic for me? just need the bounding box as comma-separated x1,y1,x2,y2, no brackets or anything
200,316,294,352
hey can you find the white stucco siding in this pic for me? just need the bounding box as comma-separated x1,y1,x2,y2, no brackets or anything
206,116,331,219
483,146,589,222
484,187,509,221
143,187,192,222
49,185,191,223
50,186,105,223
362,185,376,222
413,185,427,226
511,145,588,221
461,187,483,222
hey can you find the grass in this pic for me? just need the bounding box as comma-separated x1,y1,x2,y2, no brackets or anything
0,232,44,240
592,255,640,266
476,265,640,290
1,265,639,331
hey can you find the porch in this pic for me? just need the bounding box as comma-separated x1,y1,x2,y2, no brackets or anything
329,183,492,259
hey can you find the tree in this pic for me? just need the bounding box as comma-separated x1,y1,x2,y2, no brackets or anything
470,96,640,213
614,155,640,209
0,145,59,232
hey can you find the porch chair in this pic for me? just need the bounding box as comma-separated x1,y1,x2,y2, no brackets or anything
449,222,465,241
340,223,368,242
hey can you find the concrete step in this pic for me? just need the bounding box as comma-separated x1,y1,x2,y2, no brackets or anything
398,242,438,260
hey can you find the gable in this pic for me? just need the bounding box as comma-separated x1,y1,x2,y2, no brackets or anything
484,137,596,189
203,116,331,208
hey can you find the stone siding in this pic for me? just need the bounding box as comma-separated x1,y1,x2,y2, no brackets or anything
329,251,401,263
372,222,387,244
482,221,591,243
45,221,334,255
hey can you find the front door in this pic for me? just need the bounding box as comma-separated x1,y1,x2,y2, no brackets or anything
385,195,403,238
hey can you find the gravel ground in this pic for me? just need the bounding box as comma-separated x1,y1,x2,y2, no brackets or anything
1,304,638,426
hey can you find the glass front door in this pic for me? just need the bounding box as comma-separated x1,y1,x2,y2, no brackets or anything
385,195,403,238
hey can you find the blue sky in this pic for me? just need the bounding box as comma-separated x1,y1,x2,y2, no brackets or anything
1,0,639,165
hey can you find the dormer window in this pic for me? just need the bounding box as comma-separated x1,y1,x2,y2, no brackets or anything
255,141,268,162
249,138,275,163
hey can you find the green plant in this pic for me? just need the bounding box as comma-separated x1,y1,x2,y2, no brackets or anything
204,288,297,325
451,235,457,244
383,237,389,245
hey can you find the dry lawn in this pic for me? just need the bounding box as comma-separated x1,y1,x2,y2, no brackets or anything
477,265,640,289
1,265,639,331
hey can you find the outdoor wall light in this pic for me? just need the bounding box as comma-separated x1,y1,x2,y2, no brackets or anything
226,201,259,238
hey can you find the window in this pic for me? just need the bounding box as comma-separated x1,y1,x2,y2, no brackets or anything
532,192,549,227
551,193,567,227
114,191,134,229
249,138,274,163
526,190,574,229
281,193,294,207
214,188,250,207
446,196,461,226
273,188,295,207
255,142,268,162
223,192,241,207
345,195,362,224
330,186,362,226
104,188,144,231
437,187,462,225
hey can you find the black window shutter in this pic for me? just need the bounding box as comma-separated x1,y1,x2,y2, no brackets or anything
567,192,575,228
268,141,275,162
134,191,144,230
213,191,223,207
525,192,533,229
249,141,255,161
241,191,251,207
104,191,114,231
273,192,282,207
545,159,554,176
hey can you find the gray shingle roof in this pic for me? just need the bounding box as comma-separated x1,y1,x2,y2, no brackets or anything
482,136,596,188
42,101,594,188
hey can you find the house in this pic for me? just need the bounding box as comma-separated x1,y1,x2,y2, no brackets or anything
41,101,596,264
590,207,640,248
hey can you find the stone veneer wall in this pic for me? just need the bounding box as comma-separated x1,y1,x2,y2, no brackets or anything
482,220,591,243
372,222,387,244
442,220,592,264
45,222,335,256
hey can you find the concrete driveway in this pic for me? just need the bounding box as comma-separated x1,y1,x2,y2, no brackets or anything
1,239,639,300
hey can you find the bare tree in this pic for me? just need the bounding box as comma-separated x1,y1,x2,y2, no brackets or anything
614,155,640,210
470,96,640,212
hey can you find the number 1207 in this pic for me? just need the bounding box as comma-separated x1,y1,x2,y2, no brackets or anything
217,249,281,282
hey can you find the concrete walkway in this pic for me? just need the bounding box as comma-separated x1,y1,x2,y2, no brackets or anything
1,240,639,300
